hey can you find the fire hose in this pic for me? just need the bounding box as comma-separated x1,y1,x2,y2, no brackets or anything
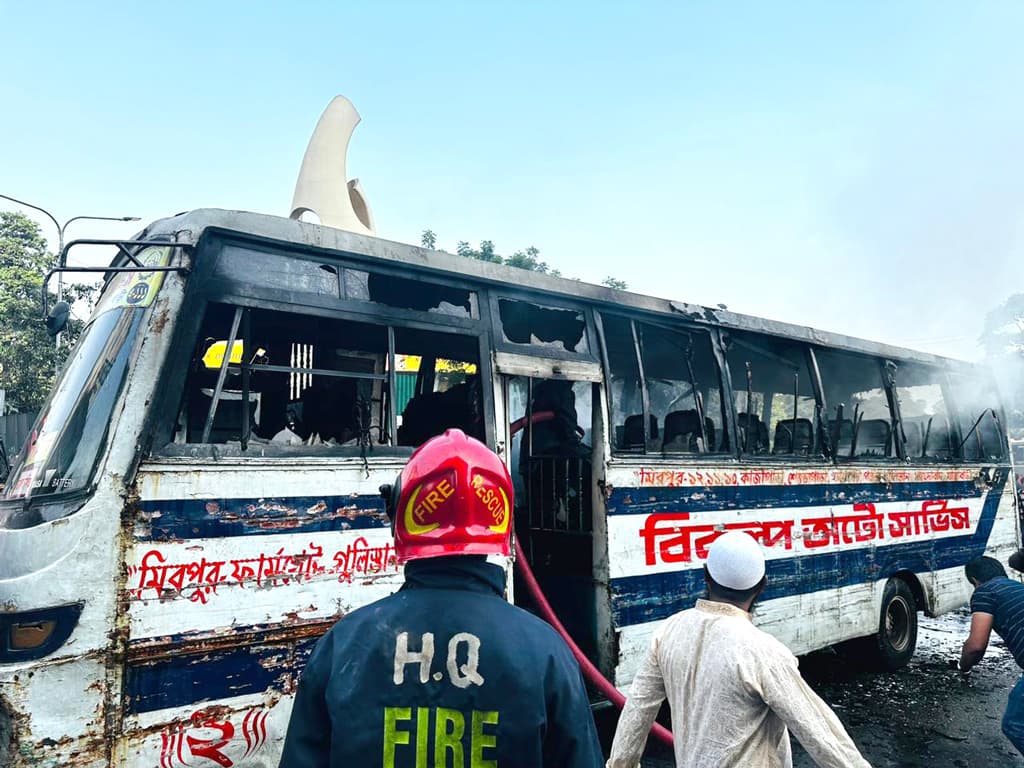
510,414,674,748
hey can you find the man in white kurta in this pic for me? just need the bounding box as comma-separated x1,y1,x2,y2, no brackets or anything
607,531,871,768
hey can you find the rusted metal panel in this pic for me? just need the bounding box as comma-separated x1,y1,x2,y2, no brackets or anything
0,259,191,766
116,459,416,766
1,654,110,767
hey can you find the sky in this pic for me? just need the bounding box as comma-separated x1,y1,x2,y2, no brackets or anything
2,1,1022,361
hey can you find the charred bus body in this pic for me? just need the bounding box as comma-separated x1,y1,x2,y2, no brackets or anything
0,208,1015,766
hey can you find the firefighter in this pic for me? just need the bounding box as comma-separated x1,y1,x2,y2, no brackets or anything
279,428,603,768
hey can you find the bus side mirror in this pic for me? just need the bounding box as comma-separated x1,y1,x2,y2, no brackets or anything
45,301,71,337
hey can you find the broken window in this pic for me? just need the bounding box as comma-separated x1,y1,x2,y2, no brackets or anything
173,303,483,453
213,246,478,318
947,372,1006,462
814,348,894,460
725,331,818,457
392,326,483,447
360,270,477,318
893,363,955,460
602,314,727,455
498,299,589,354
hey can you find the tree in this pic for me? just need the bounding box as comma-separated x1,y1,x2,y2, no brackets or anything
0,212,94,413
423,230,625,288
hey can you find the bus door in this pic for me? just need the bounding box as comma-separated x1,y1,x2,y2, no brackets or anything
499,361,602,661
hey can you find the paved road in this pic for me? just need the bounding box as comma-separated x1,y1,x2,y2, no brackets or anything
597,608,1023,767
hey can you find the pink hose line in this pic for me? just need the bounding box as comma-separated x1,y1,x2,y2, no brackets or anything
512,533,675,749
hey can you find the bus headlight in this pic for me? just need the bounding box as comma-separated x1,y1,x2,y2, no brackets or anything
0,603,83,663
10,620,56,651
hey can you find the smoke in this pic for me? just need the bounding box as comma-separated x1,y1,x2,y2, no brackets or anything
986,352,1024,439
822,65,1024,363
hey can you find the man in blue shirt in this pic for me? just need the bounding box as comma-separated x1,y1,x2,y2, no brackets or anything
959,555,1024,756
279,429,603,767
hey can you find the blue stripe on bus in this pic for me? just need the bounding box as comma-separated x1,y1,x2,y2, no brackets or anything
137,494,388,541
606,480,981,516
138,481,980,540
609,477,1007,628
124,634,321,715
123,477,1008,715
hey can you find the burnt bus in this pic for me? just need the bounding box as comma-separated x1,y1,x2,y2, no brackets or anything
0,208,1014,766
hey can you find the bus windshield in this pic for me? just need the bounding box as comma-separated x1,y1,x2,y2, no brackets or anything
2,307,145,507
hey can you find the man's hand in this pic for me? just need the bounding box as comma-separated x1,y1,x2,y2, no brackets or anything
959,611,994,677
947,658,970,675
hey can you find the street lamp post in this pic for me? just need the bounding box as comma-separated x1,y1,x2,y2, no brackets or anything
0,193,140,351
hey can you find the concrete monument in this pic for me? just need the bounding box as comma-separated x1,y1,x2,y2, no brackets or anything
290,95,375,235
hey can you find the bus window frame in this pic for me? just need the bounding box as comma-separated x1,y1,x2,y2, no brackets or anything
808,345,906,466
944,367,1009,463
487,291,600,363
144,236,498,457
721,330,827,463
204,240,484,334
596,312,736,461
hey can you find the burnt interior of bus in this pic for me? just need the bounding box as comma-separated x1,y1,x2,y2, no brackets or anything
602,314,730,455
173,301,484,452
723,330,822,457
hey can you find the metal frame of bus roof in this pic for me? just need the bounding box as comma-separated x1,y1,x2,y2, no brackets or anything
131,207,979,372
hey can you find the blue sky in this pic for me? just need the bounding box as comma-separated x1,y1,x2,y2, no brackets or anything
2,1,1021,360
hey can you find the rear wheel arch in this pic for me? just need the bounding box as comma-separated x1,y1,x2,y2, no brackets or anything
891,569,928,614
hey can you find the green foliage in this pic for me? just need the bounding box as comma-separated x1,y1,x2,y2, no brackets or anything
0,212,94,413
504,246,548,274
422,230,626,289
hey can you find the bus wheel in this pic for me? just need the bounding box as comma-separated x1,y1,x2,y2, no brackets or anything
867,578,918,671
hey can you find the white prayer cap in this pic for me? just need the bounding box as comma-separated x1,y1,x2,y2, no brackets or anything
706,531,765,590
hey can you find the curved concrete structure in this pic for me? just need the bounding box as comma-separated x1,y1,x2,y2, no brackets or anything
290,95,376,235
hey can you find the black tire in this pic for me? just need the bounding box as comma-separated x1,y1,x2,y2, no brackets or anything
857,578,919,671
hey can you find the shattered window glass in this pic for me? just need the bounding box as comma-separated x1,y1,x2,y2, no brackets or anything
348,269,477,318
814,348,895,460
213,247,478,318
498,299,589,353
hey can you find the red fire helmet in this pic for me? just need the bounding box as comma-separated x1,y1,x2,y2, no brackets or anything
385,429,513,564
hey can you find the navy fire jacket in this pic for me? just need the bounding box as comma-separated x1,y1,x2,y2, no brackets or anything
279,555,604,768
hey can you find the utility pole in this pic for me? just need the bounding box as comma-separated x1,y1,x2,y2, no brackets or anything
0,193,139,362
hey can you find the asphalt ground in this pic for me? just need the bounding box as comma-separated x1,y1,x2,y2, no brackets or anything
596,608,1023,767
